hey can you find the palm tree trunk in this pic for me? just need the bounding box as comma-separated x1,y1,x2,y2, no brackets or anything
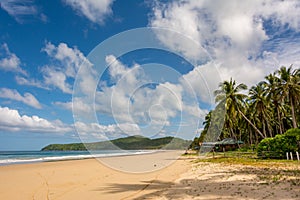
277,109,283,134
267,122,273,138
237,108,265,138
262,120,267,138
290,96,298,128
230,127,235,139
249,128,253,146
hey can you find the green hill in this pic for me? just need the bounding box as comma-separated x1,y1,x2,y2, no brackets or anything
41,135,191,151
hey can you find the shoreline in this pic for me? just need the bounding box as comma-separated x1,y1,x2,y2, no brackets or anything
0,149,176,166
1,152,299,199
0,150,190,200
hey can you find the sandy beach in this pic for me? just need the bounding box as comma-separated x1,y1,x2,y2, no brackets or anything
0,151,190,200
1,152,299,200
149,159,300,200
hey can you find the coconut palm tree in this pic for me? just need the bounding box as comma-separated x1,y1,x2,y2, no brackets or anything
277,66,300,128
249,82,272,137
201,103,226,142
263,73,284,134
214,78,265,139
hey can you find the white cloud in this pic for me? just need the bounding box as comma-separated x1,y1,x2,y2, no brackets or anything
179,62,219,104
73,55,206,139
0,88,42,109
150,2,204,60
40,42,92,93
54,101,73,110
95,55,146,122
149,0,300,87
74,122,140,141
63,0,114,25
14,42,89,93
260,0,300,31
261,36,300,68
42,42,88,78
41,66,73,94
55,97,94,115
0,106,72,133
0,0,38,23
93,55,204,130
15,75,47,89
96,55,185,126
0,43,26,75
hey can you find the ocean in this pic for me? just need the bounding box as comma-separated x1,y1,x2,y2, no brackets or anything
0,150,154,166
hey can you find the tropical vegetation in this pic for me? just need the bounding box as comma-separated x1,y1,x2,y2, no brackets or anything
199,65,300,147
257,128,300,158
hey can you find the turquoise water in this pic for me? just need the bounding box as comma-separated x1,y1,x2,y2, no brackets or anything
0,150,153,165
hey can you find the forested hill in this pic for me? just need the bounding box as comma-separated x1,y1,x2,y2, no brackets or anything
41,135,191,151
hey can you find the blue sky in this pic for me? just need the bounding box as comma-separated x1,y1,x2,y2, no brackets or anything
0,0,300,150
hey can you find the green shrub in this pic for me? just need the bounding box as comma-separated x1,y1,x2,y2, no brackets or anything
285,128,300,141
257,128,300,159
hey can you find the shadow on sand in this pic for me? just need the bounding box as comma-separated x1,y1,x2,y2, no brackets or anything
100,166,300,200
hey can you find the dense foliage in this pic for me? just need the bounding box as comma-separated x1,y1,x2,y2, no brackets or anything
257,128,300,158
41,135,191,151
200,66,300,146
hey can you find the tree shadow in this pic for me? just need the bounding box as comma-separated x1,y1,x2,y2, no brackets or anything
99,167,300,199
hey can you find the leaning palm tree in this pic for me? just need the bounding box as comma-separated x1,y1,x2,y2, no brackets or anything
201,103,226,142
203,111,212,132
263,73,284,134
214,78,265,139
249,82,272,137
277,66,300,128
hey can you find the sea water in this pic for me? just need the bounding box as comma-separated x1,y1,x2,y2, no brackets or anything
0,150,155,166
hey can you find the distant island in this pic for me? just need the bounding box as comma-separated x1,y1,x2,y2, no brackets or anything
41,135,191,151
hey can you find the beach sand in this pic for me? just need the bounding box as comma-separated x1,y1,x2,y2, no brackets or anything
0,151,190,200
148,159,300,200
1,152,299,200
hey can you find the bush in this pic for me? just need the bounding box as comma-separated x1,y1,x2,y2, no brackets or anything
285,128,300,141
257,128,300,159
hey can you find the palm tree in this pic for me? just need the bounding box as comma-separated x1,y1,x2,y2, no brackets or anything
243,102,258,144
214,78,265,139
201,103,226,142
263,73,284,134
203,111,212,132
277,66,300,128
249,82,272,137
199,111,211,142
195,66,300,147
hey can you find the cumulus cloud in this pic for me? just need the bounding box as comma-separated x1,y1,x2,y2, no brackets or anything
66,54,208,140
179,62,219,104
55,97,94,115
0,106,72,133
54,101,73,110
149,0,300,87
95,54,190,127
15,42,91,93
38,42,92,93
74,122,141,141
0,105,141,140
95,55,146,122
15,75,47,89
41,66,73,94
42,42,88,78
63,0,114,25
0,88,42,109
0,43,26,75
72,55,204,140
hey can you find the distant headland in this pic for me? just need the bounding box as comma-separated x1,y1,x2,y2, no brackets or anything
41,135,191,151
